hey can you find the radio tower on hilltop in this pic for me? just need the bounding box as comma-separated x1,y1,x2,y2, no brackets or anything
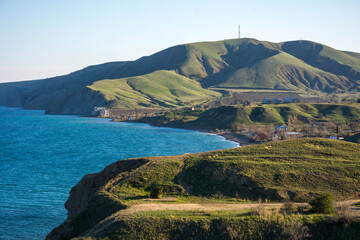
238,25,241,39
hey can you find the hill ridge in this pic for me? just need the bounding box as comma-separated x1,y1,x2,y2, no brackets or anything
0,38,359,114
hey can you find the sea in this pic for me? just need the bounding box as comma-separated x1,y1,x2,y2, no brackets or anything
0,106,238,240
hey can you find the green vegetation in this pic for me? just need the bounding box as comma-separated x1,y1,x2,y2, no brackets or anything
88,70,221,108
47,139,360,239
138,103,360,130
149,186,163,199
72,214,360,240
1,38,360,115
179,139,360,201
310,193,335,214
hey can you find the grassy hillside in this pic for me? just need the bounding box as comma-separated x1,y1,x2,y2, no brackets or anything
107,139,360,201
281,41,360,80
47,139,360,239
1,38,359,114
137,103,360,130
73,215,360,240
88,70,221,108
345,133,360,143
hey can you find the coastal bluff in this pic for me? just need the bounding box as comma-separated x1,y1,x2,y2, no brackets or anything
46,139,360,239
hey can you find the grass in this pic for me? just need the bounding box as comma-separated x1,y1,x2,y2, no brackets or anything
103,138,360,203
73,212,360,240
138,103,360,130
88,70,221,108
52,139,360,239
180,139,360,201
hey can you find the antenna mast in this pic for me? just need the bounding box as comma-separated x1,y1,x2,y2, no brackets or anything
238,25,241,39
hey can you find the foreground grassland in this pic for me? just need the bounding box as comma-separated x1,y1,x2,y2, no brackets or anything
74,214,360,240
47,139,360,239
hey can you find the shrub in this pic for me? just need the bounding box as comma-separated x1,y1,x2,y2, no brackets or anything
296,205,309,213
309,193,334,214
331,205,355,224
282,202,297,212
250,205,265,216
150,186,163,199
279,222,311,240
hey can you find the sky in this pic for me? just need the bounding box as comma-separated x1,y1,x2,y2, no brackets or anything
0,0,359,83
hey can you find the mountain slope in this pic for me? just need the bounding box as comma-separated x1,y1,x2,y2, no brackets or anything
0,38,359,114
281,40,360,80
88,70,221,108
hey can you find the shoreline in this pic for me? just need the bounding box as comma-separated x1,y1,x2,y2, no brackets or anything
112,118,257,147
0,106,255,148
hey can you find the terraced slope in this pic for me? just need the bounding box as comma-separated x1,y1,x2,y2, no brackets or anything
1,38,359,114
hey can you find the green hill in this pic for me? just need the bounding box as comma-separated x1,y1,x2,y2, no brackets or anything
1,38,359,114
89,70,221,108
137,103,360,130
46,139,360,239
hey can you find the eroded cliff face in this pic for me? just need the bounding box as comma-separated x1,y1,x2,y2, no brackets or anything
46,158,149,240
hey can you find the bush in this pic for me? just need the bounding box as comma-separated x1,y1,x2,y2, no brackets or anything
282,202,297,212
279,222,311,240
332,205,355,224
296,205,309,213
150,186,163,199
309,193,334,214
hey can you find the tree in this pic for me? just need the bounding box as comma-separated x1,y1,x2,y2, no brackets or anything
150,186,163,199
310,193,334,214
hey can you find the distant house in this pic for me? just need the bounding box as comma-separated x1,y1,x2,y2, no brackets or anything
92,107,109,117
99,109,109,117
272,98,281,104
275,125,288,133
282,98,300,103
262,99,272,104
257,133,268,141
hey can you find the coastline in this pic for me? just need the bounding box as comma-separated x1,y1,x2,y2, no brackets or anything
112,118,257,147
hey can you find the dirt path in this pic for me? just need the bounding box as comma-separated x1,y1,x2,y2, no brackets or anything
120,199,360,216
120,202,283,215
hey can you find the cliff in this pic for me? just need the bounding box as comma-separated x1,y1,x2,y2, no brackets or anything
46,139,360,239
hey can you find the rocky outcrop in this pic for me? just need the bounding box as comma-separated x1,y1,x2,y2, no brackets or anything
46,158,149,240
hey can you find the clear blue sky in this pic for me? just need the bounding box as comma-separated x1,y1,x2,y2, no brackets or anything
0,0,359,83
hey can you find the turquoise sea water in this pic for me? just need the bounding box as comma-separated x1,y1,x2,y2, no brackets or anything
0,107,237,240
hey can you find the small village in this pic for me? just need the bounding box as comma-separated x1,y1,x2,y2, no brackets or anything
92,95,360,145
